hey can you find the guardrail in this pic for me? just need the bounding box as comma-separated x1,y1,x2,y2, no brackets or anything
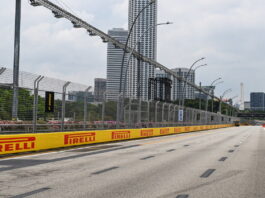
0,119,234,134
0,124,234,155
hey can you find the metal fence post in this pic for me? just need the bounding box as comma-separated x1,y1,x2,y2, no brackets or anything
101,92,106,129
211,97,214,112
219,97,222,114
205,97,209,125
167,104,170,123
183,107,186,126
199,82,202,110
116,93,122,129
168,104,173,125
173,105,177,124
33,75,44,133
128,97,132,128
1,68,7,131
120,95,125,124
191,109,195,125
186,108,188,126
155,101,160,124
61,81,70,131
200,110,203,125
147,100,151,123
83,86,91,130
138,98,142,127
162,103,166,125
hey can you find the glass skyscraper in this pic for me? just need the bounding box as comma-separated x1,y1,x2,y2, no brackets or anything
127,0,157,100
171,68,196,100
250,92,265,111
106,28,128,101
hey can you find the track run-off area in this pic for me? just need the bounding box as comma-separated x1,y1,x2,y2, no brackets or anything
0,126,265,198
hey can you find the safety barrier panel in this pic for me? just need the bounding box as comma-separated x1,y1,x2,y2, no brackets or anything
0,124,234,155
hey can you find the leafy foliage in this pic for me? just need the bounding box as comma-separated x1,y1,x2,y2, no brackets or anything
0,88,117,122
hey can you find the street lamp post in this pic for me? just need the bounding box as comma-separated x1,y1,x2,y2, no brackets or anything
229,95,238,116
180,58,206,108
155,101,160,125
205,78,222,125
191,64,207,109
199,82,202,110
205,78,222,113
117,0,156,124
119,22,172,125
192,64,207,110
219,89,232,114
211,81,224,112
181,63,207,108
12,0,22,120
119,0,156,94
230,95,239,101
122,22,173,101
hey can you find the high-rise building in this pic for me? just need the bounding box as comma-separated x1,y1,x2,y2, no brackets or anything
250,92,265,111
195,86,215,100
244,101,251,110
171,68,195,101
127,0,157,100
94,78,106,102
106,28,128,101
148,70,172,102
68,91,94,103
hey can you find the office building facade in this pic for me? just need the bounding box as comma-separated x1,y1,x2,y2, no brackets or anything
106,28,128,101
195,86,215,100
127,0,157,100
250,92,265,111
244,101,251,110
171,68,195,101
94,78,106,102
68,91,94,103
148,70,172,102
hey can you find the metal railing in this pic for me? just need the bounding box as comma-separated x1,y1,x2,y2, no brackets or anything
0,67,237,134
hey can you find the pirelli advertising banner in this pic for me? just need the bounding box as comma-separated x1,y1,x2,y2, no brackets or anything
0,124,233,155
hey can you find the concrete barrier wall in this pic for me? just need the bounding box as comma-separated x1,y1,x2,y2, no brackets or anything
0,124,234,155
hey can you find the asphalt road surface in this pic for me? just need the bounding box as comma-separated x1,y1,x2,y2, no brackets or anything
0,126,265,198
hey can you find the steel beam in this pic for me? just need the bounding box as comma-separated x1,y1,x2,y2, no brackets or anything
29,0,219,101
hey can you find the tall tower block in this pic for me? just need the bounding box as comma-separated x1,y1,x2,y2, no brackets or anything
127,0,157,100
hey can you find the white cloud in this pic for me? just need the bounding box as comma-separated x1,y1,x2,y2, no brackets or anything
1,0,265,100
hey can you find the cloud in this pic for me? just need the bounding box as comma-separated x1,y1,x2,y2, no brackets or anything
1,0,265,100
157,0,265,99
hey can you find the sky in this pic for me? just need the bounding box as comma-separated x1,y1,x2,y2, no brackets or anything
1,0,265,101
